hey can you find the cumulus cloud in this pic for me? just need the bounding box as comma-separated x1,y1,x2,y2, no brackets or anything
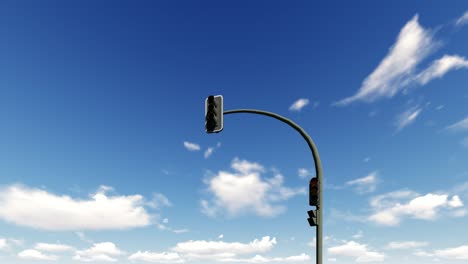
172,236,276,259
368,191,464,226
386,241,429,249
220,253,310,263
202,158,305,217
346,171,378,194
335,15,436,105
289,99,309,111
416,55,468,84
435,245,468,260
395,106,423,131
74,242,125,262
456,11,468,26
18,249,58,261
183,141,201,151
128,251,184,263
0,185,151,231
35,243,74,252
328,241,385,262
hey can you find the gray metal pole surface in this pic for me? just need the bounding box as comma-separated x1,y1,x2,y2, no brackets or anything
224,109,323,264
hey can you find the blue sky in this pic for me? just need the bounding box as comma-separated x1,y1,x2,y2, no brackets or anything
1,1,468,263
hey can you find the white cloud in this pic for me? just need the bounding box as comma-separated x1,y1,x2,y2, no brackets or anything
128,251,184,263
298,168,311,179
416,55,468,84
368,192,464,226
308,238,316,248
147,193,172,209
335,15,436,105
435,245,468,260
202,158,305,217
0,239,8,250
289,98,309,111
449,195,464,207
346,171,378,194
0,185,151,231
183,141,201,151
173,229,189,234
205,147,214,158
18,249,58,261
386,241,429,249
74,242,125,262
220,253,310,263
328,241,385,262
446,117,468,132
456,11,468,26
413,250,434,257
172,236,276,259
219,234,224,239
352,231,364,239
395,106,422,131
35,243,74,252
76,232,94,244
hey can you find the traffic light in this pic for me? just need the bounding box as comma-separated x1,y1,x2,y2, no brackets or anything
307,210,318,226
309,177,319,206
205,95,223,133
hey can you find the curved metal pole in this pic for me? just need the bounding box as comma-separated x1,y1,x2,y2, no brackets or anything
224,109,323,264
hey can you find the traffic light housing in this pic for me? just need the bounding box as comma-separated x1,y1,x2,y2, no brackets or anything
309,177,319,206
307,210,318,226
205,95,223,133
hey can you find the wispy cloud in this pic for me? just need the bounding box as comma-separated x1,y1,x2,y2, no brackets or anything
201,158,305,217
346,171,378,194
289,99,309,111
456,11,468,26
416,55,468,84
183,141,201,151
352,231,364,240
129,251,184,263
335,14,468,106
298,168,312,179
328,241,385,262
461,137,468,148
34,243,74,252
386,241,429,250
335,15,436,105
446,117,468,132
204,142,221,159
0,238,23,251
18,249,59,261
395,106,423,131
146,193,172,209
0,185,151,231
204,148,214,158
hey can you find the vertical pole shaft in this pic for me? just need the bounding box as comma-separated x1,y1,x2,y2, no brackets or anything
223,109,323,264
